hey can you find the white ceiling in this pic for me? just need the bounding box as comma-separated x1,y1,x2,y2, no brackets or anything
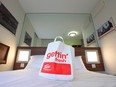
18,0,100,39
27,13,90,39
19,0,100,13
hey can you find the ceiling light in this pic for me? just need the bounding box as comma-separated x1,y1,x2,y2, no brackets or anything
68,31,78,37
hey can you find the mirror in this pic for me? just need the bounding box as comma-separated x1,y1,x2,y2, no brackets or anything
19,13,99,47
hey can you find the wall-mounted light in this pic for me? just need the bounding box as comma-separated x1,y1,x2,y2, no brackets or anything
17,49,31,63
68,31,78,37
85,50,99,64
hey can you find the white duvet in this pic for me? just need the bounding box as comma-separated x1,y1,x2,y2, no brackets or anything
0,69,116,87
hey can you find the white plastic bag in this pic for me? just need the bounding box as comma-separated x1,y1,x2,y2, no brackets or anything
39,36,74,80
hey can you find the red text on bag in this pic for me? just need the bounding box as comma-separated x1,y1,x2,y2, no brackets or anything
46,51,68,62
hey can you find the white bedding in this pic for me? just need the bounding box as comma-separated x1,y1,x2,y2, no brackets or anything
0,69,116,87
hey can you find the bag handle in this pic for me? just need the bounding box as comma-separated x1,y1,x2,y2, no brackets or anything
54,36,64,43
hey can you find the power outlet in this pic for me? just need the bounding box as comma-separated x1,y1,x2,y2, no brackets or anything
92,64,96,68
20,63,25,68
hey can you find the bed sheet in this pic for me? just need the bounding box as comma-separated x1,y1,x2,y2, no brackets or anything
0,69,116,87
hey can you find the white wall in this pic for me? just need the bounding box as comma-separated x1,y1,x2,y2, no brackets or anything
82,16,98,47
0,0,25,71
19,15,41,47
41,39,53,47
33,33,41,47
83,21,96,47
92,0,116,75
19,16,34,46
41,38,82,47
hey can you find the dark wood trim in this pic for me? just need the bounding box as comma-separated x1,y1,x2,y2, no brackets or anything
75,47,104,71
13,47,104,71
0,43,10,64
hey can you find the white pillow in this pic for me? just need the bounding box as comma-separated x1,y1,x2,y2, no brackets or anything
25,55,44,69
74,56,87,70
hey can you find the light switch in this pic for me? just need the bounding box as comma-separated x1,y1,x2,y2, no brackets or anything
92,64,96,68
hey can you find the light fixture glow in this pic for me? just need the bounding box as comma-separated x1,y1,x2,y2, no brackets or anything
17,49,31,62
85,50,99,64
68,31,78,37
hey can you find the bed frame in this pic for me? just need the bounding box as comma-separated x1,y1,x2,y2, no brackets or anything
13,47,104,71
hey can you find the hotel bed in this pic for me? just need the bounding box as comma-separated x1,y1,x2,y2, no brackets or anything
0,47,116,87
0,68,116,87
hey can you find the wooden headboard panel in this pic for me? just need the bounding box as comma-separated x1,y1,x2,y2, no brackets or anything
14,47,104,71
75,47,104,71
0,43,10,64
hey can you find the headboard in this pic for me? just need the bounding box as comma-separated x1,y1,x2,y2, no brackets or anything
14,47,104,71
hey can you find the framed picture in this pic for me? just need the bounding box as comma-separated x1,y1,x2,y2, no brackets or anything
0,43,10,64
97,17,115,38
86,33,95,45
24,32,32,46
0,2,18,35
